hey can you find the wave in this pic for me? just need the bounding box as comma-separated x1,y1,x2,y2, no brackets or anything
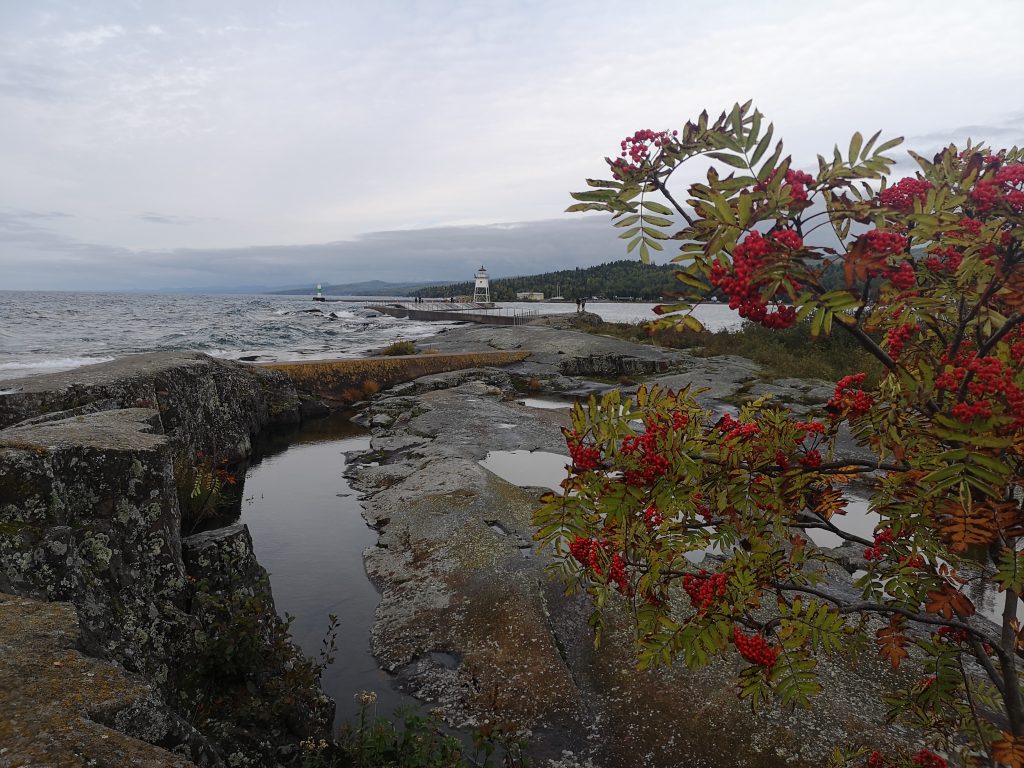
0,356,117,381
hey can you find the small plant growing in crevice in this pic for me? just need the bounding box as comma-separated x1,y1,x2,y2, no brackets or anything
177,453,239,534
380,340,417,356
307,692,530,768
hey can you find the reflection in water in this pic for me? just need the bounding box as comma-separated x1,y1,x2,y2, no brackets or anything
240,412,417,726
479,449,569,492
518,396,575,410
804,497,875,549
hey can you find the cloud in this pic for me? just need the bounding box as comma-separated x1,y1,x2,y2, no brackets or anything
137,212,207,225
2,1,1024,289
0,213,645,291
56,24,125,52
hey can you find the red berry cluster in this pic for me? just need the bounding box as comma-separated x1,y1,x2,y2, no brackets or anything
783,169,815,202
755,168,815,204
827,374,874,419
888,261,916,289
863,529,895,561
898,553,925,569
608,552,628,592
621,416,674,487
643,504,664,529
884,322,917,360
569,535,605,575
569,536,629,592
799,449,822,468
719,414,761,444
869,747,946,767
935,625,968,644
958,216,983,236
935,350,1024,427
732,626,779,667
911,749,947,768
566,438,600,471
681,569,727,613
971,162,1024,213
863,229,909,257
709,230,800,329
611,128,677,174
878,177,933,211
923,244,963,273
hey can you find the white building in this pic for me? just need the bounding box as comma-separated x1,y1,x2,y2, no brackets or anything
473,265,491,305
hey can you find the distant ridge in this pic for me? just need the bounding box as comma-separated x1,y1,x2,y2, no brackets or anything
271,279,451,296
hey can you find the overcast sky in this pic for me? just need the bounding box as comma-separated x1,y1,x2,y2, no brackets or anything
2,1,1023,291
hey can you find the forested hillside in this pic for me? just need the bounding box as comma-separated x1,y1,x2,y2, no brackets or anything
412,260,695,301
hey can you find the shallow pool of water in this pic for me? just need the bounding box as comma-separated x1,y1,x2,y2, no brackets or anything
240,413,416,726
517,396,576,410
479,449,570,492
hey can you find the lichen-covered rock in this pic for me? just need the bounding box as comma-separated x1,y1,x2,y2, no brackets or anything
0,408,189,683
0,591,220,767
0,371,332,766
0,352,302,462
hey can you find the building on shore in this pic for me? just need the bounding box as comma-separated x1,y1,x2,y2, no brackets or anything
515,291,544,301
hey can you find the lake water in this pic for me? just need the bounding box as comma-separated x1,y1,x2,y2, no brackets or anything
0,291,742,380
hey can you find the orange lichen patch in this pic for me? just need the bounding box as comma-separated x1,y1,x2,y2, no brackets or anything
0,592,195,767
261,351,529,403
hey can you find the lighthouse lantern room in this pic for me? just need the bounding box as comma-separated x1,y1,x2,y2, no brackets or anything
473,265,491,305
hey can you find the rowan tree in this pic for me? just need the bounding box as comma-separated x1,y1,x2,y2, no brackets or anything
533,103,1024,767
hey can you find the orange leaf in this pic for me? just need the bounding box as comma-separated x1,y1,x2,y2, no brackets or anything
935,499,999,553
925,585,976,620
993,732,1024,768
876,616,910,669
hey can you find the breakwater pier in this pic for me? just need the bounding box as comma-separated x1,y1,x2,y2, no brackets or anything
368,301,539,326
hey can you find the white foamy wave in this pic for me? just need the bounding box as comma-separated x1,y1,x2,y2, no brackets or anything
0,356,116,380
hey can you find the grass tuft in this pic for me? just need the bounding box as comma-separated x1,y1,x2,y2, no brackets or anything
582,318,884,384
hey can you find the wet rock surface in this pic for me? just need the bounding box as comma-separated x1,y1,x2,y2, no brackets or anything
349,324,912,767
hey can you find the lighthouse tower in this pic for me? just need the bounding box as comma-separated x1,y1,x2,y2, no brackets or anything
473,265,491,305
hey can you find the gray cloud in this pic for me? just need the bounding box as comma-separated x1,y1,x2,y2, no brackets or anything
0,214,650,291
137,212,207,225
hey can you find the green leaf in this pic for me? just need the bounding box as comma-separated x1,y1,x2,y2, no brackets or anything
641,215,673,227
995,548,1024,594
570,189,619,202
641,201,674,215
709,151,750,169
848,132,863,164
874,136,904,155
750,125,774,166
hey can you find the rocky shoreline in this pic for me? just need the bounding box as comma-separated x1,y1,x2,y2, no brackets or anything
343,321,909,767
0,320,907,767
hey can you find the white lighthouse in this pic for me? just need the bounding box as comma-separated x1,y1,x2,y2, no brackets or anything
473,265,492,305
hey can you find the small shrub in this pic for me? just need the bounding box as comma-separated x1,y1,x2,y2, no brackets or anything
361,379,381,396
176,453,238,534
316,694,529,768
380,340,416,356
